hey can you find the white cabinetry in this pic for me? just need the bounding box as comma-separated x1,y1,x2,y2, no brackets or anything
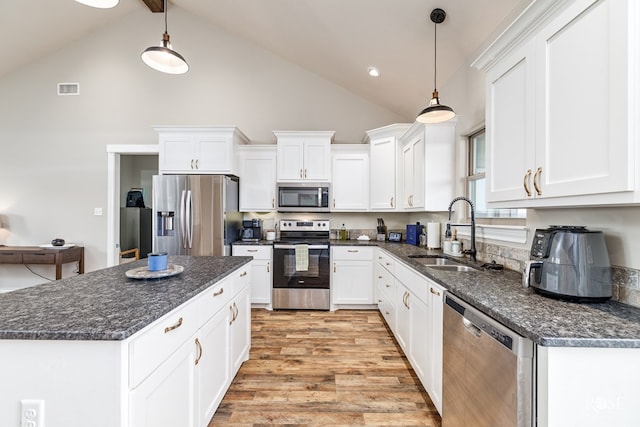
232,245,273,308
400,121,456,211
274,131,334,181
426,281,444,414
366,124,411,211
157,127,249,175
375,248,443,415
331,246,374,306
331,145,369,211
474,0,638,208
237,146,277,212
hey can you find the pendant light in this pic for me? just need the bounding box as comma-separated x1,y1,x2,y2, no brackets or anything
141,0,189,75
74,0,119,8
416,8,455,124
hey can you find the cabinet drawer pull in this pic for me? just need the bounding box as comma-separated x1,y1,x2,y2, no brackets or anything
194,338,203,365
347,249,358,253
430,287,441,296
164,317,183,334
213,288,224,297
239,271,247,277
267,261,270,273
378,275,382,279
247,249,258,252
385,262,391,266
385,284,390,288
523,169,532,196
378,299,382,303
533,167,542,196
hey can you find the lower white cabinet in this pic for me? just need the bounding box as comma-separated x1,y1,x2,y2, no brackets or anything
331,246,374,306
130,266,251,427
232,245,273,307
130,336,198,427
426,281,444,414
376,248,443,415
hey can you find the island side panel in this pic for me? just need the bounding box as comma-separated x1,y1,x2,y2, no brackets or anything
537,346,640,427
0,339,125,427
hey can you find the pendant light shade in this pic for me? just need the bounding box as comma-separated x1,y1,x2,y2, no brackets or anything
141,0,189,74
74,0,119,8
416,8,455,124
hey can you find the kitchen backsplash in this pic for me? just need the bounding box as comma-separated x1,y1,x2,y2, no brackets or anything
337,227,640,309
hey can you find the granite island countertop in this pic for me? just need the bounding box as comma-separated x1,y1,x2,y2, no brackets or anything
0,255,251,341
332,240,640,348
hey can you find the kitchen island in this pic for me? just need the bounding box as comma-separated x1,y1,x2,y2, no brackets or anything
0,255,252,427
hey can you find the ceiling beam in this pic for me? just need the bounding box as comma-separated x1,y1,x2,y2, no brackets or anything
141,0,163,13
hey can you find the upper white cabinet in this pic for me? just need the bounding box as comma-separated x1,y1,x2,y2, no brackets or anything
474,0,638,207
366,124,411,211
157,127,249,175
237,146,277,212
400,121,456,211
274,131,334,181
331,145,369,211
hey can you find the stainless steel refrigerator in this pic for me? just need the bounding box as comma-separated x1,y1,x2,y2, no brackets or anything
152,175,241,256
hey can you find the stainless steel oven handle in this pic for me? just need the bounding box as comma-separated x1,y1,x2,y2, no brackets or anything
273,244,329,250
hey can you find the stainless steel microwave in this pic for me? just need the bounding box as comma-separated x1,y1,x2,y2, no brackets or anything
276,183,330,212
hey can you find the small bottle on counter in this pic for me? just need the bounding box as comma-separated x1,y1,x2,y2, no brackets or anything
339,224,348,240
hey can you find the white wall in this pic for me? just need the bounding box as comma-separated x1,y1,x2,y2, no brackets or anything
0,8,404,289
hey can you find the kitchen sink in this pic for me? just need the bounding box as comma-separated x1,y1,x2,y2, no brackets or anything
407,255,460,266
427,265,478,272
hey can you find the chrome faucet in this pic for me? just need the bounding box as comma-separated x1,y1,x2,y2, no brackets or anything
447,196,477,262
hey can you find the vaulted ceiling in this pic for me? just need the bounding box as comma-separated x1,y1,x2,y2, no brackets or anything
2,0,529,119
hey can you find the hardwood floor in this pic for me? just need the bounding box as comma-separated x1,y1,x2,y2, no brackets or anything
209,309,442,426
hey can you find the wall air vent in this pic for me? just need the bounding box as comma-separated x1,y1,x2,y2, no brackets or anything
57,83,80,96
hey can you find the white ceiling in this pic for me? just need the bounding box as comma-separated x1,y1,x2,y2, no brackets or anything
2,0,529,120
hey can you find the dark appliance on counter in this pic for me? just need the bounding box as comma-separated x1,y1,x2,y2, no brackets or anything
152,175,241,256
276,182,330,212
523,225,612,301
272,219,330,310
126,188,145,208
241,219,263,242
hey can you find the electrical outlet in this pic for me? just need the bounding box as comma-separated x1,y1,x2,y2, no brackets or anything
94,207,103,216
21,400,44,427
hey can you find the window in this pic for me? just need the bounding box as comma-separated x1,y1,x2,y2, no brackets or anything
467,128,525,219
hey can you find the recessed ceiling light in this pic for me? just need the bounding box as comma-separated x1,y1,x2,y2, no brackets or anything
367,67,380,77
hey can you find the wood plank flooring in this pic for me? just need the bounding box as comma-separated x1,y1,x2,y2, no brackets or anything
209,309,442,426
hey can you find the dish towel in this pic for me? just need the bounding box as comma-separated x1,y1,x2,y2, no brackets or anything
295,244,309,272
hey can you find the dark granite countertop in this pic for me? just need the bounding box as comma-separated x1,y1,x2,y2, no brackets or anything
332,240,640,348
232,240,275,246
0,256,251,341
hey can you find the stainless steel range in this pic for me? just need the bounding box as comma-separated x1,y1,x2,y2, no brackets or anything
272,219,330,310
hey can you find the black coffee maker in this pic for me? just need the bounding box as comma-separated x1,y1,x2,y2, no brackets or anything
241,219,262,242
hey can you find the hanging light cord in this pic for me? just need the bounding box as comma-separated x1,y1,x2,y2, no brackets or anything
163,0,168,34
433,19,438,92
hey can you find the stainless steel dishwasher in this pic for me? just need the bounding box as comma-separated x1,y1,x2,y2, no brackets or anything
442,293,534,427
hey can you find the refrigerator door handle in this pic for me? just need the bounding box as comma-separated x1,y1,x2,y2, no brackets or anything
186,190,193,248
180,190,187,249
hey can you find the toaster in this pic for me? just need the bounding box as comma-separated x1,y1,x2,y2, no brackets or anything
523,226,611,301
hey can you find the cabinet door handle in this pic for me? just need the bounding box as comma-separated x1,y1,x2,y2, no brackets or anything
378,275,383,279
533,167,542,196
194,338,203,366
164,317,183,334
240,271,247,277
272,198,275,208
378,299,383,303
304,169,307,179
229,305,234,325
233,302,238,321
191,159,194,170
523,169,532,196
429,287,441,297
267,261,270,273
385,284,390,288
390,197,394,207
333,262,337,273
299,169,303,178
213,288,224,297
195,159,199,170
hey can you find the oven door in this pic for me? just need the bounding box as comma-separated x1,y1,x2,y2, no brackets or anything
273,244,330,289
